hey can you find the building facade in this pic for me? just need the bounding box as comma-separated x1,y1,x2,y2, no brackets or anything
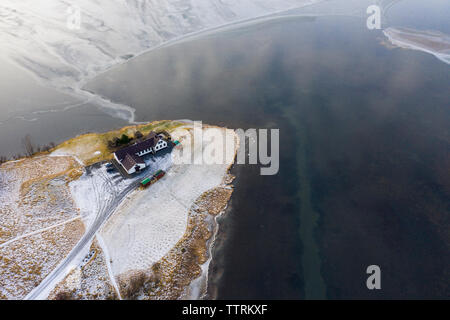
114,132,168,175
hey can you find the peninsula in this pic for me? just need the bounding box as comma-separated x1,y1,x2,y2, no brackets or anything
0,120,239,300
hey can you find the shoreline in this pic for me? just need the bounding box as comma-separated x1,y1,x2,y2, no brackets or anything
103,124,240,300
1,1,323,126
383,27,450,65
52,122,238,299
184,143,239,300
78,0,321,88
0,120,240,300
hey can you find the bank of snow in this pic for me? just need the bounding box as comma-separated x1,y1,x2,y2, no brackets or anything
384,27,450,65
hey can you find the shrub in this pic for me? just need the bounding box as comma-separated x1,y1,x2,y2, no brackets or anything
120,134,130,145
135,131,143,140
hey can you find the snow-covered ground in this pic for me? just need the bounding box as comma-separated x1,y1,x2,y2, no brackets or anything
100,125,238,279
0,218,85,299
0,156,81,244
0,0,320,122
69,151,173,228
39,123,238,299
0,155,88,299
48,238,119,300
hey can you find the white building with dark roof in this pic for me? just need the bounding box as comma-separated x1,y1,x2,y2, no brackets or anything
114,132,168,175
120,153,146,175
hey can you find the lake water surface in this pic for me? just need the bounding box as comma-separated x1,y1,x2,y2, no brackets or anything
85,5,449,298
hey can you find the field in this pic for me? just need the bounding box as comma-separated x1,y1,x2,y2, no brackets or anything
0,120,238,299
48,239,119,300
52,120,183,165
0,219,85,299
0,155,81,244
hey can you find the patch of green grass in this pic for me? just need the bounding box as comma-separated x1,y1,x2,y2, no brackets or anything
54,120,185,166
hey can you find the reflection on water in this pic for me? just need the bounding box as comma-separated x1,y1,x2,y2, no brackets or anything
0,60,128,159
86,13,449,298
382,0,450,32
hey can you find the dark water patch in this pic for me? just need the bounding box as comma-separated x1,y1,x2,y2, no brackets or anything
85,14,449,299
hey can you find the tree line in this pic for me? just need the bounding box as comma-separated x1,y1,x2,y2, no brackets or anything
0,134,56,165
107,131,143,149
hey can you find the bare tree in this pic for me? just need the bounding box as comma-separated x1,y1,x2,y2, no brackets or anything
21,134,34,157
135,131,143,140
107,140,115,149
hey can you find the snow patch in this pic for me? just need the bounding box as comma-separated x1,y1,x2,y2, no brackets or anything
384,27,450,65
0,0,320,123
100,126,237,277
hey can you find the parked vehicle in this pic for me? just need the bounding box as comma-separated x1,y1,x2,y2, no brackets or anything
141,170,166,188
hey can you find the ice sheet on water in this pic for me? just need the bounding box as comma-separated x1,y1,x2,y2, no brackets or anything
384,27,450,65
0,0,318,122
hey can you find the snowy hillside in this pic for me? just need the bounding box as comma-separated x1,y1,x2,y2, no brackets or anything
0,0,317,90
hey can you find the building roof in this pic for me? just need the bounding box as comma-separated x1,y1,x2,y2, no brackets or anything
114,132,160,161
121,153,145,172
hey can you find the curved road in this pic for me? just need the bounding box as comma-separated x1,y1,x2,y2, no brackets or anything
26,169,141,300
